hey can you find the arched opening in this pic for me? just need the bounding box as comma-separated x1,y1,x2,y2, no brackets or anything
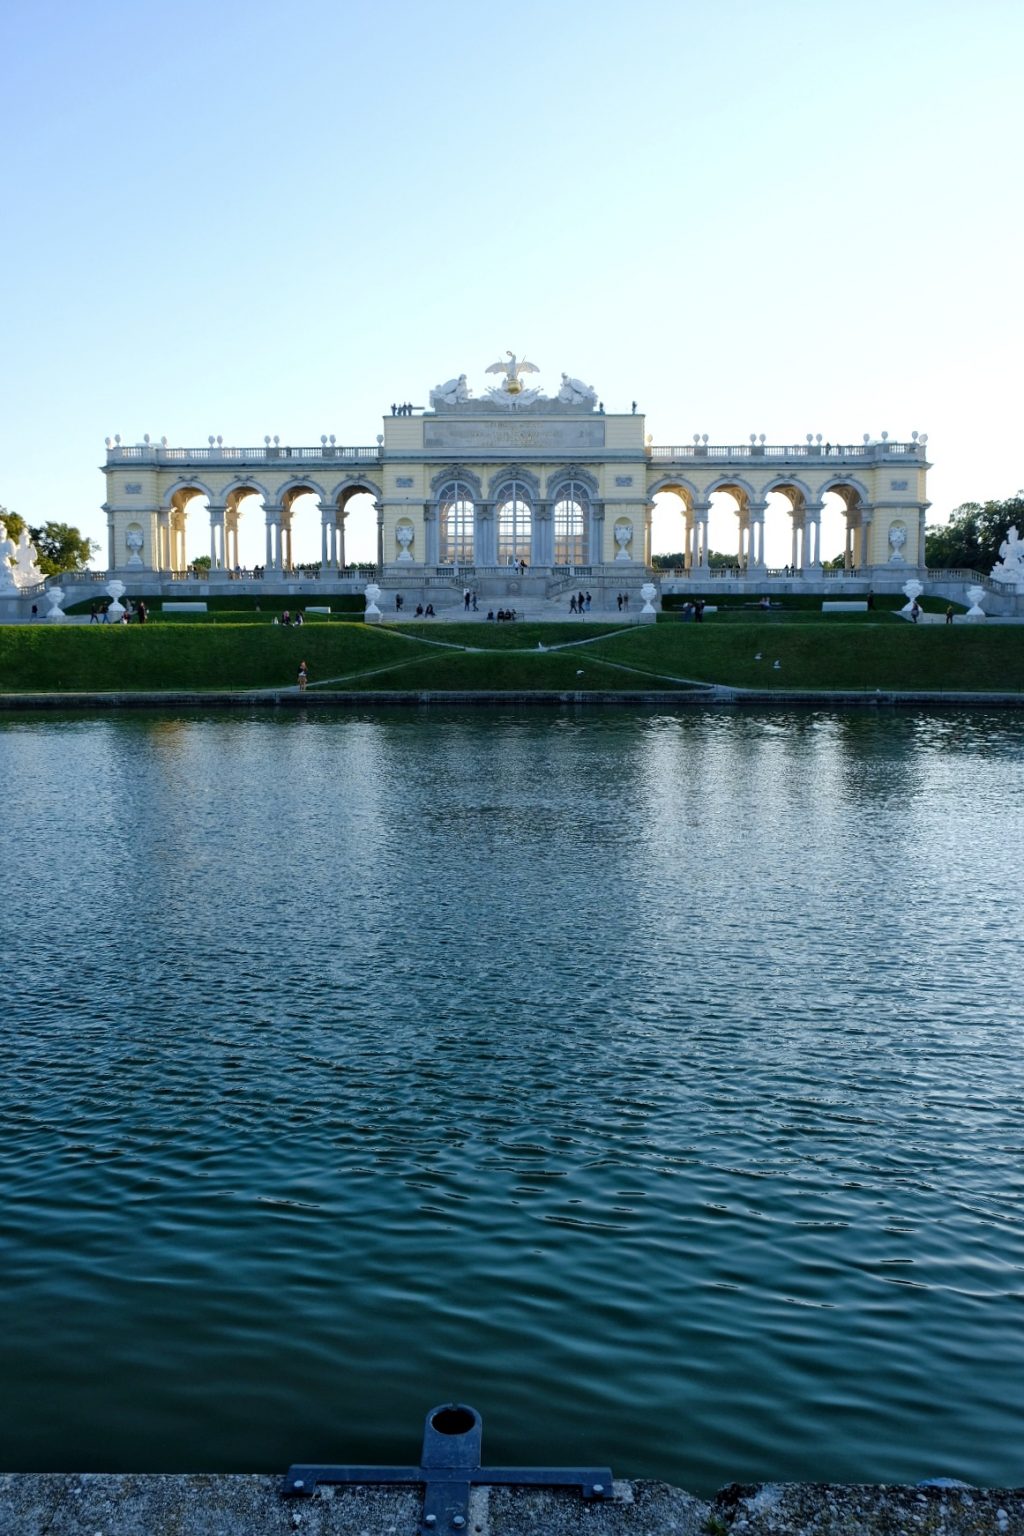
822,484,866,570
494,479,532,566
280,486,324,574
708,485,750,570
764,486,808,571
226,486,266,573
650,486,693,569
333,485,383,571
437,480,475,565
174,487,210,574
552,480,590,566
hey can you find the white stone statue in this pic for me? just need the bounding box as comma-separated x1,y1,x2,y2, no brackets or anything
0,519,17,590
43,583,67,622
13,528,42,588
557,373,598,408
614,522,633,560
125,527,145,566
106,578,127,624
364,582,382,623
395,523,414,561
964,584,986,619
991,525,1024,590
888,522,907,561
429,374,471,408
900,578,923,614
639,582,658,622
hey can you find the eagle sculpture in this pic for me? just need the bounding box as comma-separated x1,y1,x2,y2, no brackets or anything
485,351,541,390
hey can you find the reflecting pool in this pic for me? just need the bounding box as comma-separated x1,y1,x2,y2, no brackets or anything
2,707,1022,1491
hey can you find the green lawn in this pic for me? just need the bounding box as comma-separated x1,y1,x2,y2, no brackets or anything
0,618,1020,694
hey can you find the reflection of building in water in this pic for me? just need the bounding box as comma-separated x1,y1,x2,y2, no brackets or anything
100,358,930,578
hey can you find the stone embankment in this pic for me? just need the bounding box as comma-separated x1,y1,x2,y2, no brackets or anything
1,1475,1020,1536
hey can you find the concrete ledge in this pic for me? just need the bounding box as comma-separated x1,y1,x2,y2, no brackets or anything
3,689,1024,712
822,601,868,612
0,1475,1020,1536
160,602,208,612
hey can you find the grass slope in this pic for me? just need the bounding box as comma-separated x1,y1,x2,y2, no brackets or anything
0,619,1021,694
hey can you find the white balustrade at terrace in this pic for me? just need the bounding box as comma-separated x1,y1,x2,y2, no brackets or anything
106,443,381,464
649,440,926,463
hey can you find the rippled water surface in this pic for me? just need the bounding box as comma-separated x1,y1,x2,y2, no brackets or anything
2,707,1023,1490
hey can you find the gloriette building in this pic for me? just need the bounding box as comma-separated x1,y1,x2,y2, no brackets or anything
101,355,930,589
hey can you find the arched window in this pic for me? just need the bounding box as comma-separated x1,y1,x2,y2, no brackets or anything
438,481,475,564
553,480,589,566
495,479,532,565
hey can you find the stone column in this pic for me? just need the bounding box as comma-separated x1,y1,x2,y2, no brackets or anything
337,508,347,571
533,502,551,567
423,504,438,566
321,515,330,570
590,502,605,566
643,503,653,567
791,517,800,572
917,506,927,571
209,505,226,568
806,509,822,571
859,505,873,568
157,510,170,573
475,503,495,567
264,507,282,576
693,501,710,572
375,502,384,573
749,502,767,570
845,523,853,570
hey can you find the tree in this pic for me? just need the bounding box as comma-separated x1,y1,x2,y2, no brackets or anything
0,505,26,542
27,521,98,577
926,494,1024,572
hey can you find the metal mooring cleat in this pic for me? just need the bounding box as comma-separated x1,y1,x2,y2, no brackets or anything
283,1402,613,1534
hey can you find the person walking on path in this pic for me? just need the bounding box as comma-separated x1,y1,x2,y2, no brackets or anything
297,660,308,693
945,605,954,624
910,600,921,623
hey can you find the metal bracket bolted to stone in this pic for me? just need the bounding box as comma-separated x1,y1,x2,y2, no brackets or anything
282,1402,613,1534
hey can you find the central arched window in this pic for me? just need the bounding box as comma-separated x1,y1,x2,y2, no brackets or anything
438,480,475,564
495,479,532,565
553,480,589,566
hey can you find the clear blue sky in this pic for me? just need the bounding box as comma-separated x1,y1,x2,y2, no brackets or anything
1,0,1020,567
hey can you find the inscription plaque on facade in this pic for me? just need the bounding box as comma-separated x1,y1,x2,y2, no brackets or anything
396,476,414,487
424,418,606,453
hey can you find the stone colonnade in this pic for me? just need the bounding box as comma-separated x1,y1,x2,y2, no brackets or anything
153,492,381,574
670,493,876,573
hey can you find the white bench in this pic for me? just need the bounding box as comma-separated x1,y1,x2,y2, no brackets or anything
304,606,331,614
161,601,208,612
821,600,868,612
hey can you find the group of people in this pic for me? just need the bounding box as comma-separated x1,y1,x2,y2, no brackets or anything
390,402,416,416
487,608,518,622
414,603,437,617
678,600,707,622
89,599,147,624
463,588,479,611
276,610,305,626
615,592,630,611
569,590,593,614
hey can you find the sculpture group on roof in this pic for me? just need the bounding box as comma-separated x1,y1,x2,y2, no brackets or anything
428,354,598,412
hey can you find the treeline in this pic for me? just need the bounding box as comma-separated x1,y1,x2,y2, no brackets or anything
926,494,1024,571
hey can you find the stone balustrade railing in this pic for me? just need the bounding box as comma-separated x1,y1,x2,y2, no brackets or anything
106,443,381,464
649,440,926,462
